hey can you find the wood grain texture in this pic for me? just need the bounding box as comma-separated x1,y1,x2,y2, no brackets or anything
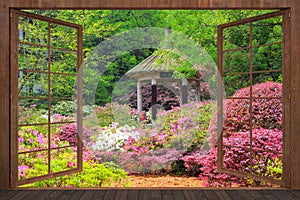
8,0,293,9
0,0,10,190
290,0,300,190
1,0,299,190
1,190,299,200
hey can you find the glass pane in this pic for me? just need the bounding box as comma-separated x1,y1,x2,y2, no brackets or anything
18,16,48,45
50,147,78,173
223,23,250,50
18,44,48,71
225,98,250,123
223,146,251,173
251,128,282,153
50,100,76,119
51,123,77,148
50,24,77,51
252,43,282,72
18,72,48,97
252,16,282,46
50,74,76,97
18,125,48,153
223,74,250,98
252,72,282,96
252,99,282,130
18,99,48,125
252,151,282,180
223,122,251,146
50,50,77,73
223,49,250,74
18,151,48,180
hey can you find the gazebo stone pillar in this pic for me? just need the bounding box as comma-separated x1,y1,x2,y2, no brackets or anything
181,78,188,105
137,81,142,113
151,79,157,121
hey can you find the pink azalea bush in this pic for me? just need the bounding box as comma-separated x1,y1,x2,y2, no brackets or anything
180,81,283,187
208,81,282,147
195,128,282,187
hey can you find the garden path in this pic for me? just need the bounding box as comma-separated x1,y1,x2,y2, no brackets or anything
110,175,206,187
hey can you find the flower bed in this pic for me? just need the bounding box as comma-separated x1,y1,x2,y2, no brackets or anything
17,82,283,187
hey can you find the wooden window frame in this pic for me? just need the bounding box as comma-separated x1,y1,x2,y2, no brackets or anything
217,10,291,187
10,9,83,187
0,0,298,190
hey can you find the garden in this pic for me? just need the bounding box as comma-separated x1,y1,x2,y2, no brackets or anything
18,81,283,187
16,10,284,188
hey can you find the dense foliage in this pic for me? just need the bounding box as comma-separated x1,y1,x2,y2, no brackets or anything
27,10,280,106
208,81,282,147
18,9,284,188
18,80,283,187
178,81,283,187
180,128,282,187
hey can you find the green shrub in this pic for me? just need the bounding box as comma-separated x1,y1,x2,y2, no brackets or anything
156,101,212,150
22,161,129,188
51,101,75,116
95,103,138,127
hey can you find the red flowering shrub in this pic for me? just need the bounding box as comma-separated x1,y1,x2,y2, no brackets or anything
198,128,282,187
208,81,282,147
180,82,283,187
56,123,78,146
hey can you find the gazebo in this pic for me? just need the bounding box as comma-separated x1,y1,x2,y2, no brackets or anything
126,53,188,121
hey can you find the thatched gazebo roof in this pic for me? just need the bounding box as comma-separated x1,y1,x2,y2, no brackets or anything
126,54,175,80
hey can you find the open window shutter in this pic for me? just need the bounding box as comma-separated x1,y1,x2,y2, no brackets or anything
10,9,83,187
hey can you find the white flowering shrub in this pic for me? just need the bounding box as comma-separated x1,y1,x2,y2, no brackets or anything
91,122,140,152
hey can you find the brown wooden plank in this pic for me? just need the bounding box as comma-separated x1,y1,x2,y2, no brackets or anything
271,190,299,200
102,190,117,200
6,190,30,200
203,190,219,200
282,7,292,188
162,190,173,200
139,190,162,200
1,190,300,200
21,190,42,200
8,0,293,9
63,190,75,195
80,190,97,200
193,190,208,200
245,190,265,200
48,190,65,199
183,190,197,200
0,191,9,198
10,8,20,188
69,190,84,200
0,191,20,200
114,190,127,200
59,194,71,200
227,190,248,200
26,190,53,200
0,0,10,190
91,190,106,200
291,190,300,198
290,0,300,190
214,190,232,200
127,190,139,200
0,190,16,200
263,194,281,200
233,191,255,200
172,190,185,200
